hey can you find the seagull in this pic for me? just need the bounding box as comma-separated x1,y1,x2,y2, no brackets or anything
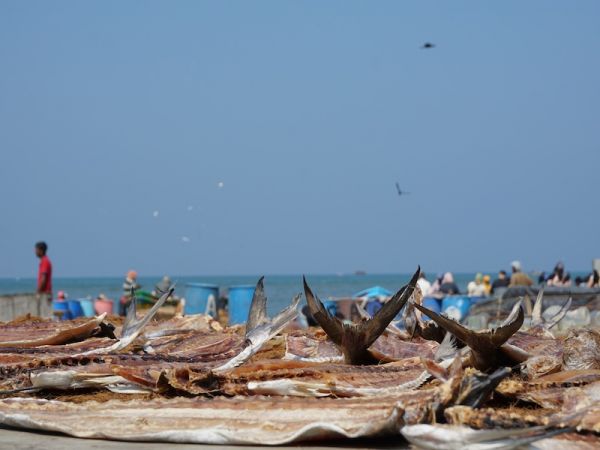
395,183,411,197
421,42,435,49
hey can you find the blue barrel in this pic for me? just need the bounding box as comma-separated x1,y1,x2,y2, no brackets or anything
52,301,71,320
421,297,442,321
441,296,471,322
323,300,337,317
184,283,219,316
79,298,95,317
68,300,85,319
228,285,256,325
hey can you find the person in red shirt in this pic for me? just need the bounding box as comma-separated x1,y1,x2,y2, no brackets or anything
35,241,52,305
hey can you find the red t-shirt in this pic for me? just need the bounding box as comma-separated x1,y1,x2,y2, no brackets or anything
38,255,52,294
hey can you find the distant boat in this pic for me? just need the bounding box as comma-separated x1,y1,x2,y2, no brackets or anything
354,270,367,276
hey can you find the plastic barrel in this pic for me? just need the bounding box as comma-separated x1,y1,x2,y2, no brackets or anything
441,296,472,322
52,301,71,320
228,285,256,325
79,298,95,317
323,300,337,317
67,300,85,319
185,283,219,317
420,297,442,321
94,299,113,315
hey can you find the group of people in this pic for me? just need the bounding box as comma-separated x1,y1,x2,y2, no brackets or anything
416,259,600,299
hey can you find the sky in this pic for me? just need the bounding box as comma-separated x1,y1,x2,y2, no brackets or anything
0,1,599,278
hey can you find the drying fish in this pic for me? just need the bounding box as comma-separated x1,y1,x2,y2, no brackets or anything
303,267,420,364
0,395,404,445
562,328,600,371
412,302,526,372
0,355,511,444
0,313,110,348
17,278,301,394
283,327,439,364
76,287,175,355
400,423,572,450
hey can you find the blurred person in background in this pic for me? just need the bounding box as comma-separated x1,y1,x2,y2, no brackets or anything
467,273,486,296
482,274,492,295
546,261,571,287
491,270,510,293
120,270,140,315
509,261,533,287
439,272,460,295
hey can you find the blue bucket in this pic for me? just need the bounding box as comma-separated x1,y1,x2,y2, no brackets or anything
421,297,442,321
185,283,219,316
441,296,471,322
68,300,85,319
323,300,337,317
79,298,95,317
228,285,256,325
52,301,71,320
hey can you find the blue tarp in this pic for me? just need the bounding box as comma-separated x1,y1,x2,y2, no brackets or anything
352,286,392,298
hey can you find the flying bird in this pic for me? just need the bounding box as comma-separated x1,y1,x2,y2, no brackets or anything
395,183,411,197
421,42,435,49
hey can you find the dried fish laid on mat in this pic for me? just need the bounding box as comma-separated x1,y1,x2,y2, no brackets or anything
0,313,111,348
232,336,460,398
445,396,600,434
400,423,574,450
0,396,404,445
142,313,223,338
302,267,420,364
0,357,510,444
6,279,301,394
283,328,439,364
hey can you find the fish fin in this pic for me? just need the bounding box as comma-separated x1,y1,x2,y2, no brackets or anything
260,293,302,338
547,297,572,329
421,358,450,382
489,306,524,346
246,276,268,332
412,303,524,351
362,267,420,347
304,268,419,364
214,294,301,372
531,288,544,327
303,276,345,346
501,299,522,328
412,303,474,345
121,287,138,338
435,332,458,362
456,366,512,407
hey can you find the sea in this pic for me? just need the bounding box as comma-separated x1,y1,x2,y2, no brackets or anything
1,273,490,316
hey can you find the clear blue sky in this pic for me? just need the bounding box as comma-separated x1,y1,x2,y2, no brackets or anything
1,1,599,278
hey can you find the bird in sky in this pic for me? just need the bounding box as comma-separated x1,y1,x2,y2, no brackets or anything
395,183,411,196
421,42,435,49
